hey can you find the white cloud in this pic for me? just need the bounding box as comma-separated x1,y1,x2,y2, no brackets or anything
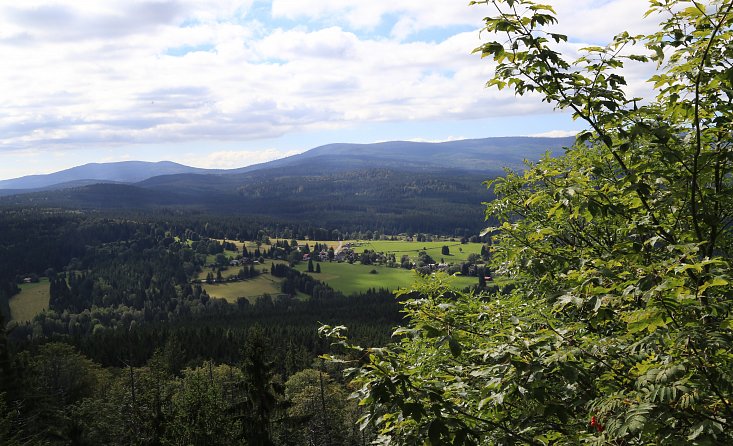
0,0,659,162
529,130,579,138
181,148,302,169
404,136,465,143
270,0,481,36
549,0,659,43
255,27,359,60
269,0,655,42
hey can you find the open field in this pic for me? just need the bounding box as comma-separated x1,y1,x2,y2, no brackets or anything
9,278,50,322
195,263,268,281
270,239,342,251
293,262,478,295
201,274,284,303
204,251,240,266
208,238,483,261
200,239,488,296
349,240,484,262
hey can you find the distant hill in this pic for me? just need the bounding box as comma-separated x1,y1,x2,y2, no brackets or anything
0,136,573,192
0,136,575,233
229,136,574,174
0,161,214,191
1,168,494,233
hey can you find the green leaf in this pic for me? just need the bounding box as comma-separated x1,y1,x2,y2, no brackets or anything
428,419,448,445
448,338,463,357
623,308,670,333
698,277,728,294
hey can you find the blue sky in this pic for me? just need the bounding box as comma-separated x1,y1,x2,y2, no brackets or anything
0,0,655,180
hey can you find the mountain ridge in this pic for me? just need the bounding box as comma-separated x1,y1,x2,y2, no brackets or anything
0,136,576,233
0,160,217,191
0,136,574,192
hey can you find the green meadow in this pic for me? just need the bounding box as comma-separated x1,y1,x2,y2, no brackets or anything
208,238,483,264
198,239,487,298
9,278,50,323
348,240,483,262
293,262,478,295
201,274,284,303
4,242,487,321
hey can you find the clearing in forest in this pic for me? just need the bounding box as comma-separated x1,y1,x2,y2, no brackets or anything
293,262,479,295
201,274,284,302
9,278,50,323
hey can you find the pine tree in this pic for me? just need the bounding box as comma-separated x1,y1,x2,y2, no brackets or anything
239,327,282,446
0,312,13,399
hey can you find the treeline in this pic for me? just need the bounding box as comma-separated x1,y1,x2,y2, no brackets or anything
0,209,148,321
270,263,340,298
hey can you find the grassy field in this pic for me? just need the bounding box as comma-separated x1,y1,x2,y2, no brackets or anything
208,238,483,261
270,239,481,261
270,239,342,250
201,239,487,296
347,240,484,263
201,274,284,303
9,278,50,322
293,262,478,295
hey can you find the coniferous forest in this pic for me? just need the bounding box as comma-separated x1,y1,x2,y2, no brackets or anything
0,209,403,445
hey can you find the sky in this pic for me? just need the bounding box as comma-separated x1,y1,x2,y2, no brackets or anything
0,0,658,180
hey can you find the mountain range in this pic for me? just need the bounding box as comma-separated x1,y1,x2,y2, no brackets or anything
0,136,574,233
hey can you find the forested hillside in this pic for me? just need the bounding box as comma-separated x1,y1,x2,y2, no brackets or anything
1,169,495,234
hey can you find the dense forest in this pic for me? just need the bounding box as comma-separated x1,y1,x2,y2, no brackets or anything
0,209,408,445
0,168,495,235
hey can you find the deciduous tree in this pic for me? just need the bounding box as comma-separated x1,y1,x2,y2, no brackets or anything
325,1,733,444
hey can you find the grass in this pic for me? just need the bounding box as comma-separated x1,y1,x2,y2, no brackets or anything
9,278,50,323
201,274,284,303
202,239,488,296
349,240,484,263
208,238,483,263
270,239,481,261
270,239,342,251
293,262,478,295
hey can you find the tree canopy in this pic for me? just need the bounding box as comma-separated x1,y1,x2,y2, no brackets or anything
325,1,733,444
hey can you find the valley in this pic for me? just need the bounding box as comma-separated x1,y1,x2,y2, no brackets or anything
1,0,729,442
0,137,553,445
0,137,573,234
